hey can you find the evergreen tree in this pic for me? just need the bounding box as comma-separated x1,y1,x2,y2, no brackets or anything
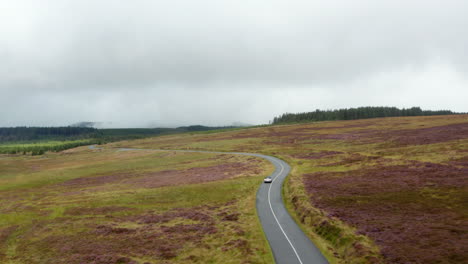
272,106,463,124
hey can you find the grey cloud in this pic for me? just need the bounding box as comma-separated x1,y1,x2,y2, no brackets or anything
1,0,467,127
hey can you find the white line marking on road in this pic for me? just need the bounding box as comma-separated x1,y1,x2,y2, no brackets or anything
268,160,304,264
102,147,306,263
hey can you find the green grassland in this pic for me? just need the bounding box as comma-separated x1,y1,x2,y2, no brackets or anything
1,115,466,264
0,140,98,155
110,115,468,264
0,126,243,155
0,147,274,263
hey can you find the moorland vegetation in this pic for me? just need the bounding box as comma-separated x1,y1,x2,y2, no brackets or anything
111,114,467,263
0,147,274,263
1,111,466,263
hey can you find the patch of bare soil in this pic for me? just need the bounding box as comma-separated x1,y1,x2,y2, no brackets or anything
303,161,468,263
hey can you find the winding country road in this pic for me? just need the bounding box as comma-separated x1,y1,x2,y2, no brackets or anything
92,146,328,264
253,153,328,264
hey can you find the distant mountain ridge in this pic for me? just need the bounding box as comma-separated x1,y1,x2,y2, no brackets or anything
0,124,242,144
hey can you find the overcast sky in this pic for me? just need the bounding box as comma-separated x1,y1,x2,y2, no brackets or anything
1,0,467,127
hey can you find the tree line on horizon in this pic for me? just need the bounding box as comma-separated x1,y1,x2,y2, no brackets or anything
0,140,98,156
272,106,463,124
0,125,236,155
0,125,236,143
0,126,98,142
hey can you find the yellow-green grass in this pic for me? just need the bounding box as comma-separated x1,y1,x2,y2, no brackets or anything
0,147,274,263
109,114,468,263
0,140,96,155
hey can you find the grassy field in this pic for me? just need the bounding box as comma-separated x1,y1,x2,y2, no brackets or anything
0,126,241,155
110,115,468,264
0,147,274,263
1,115,466,263
0,140,97,155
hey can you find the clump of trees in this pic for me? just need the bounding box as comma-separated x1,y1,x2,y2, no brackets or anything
272,106,463,124
0,140,100,155
0,125,238,156
0,127,98,142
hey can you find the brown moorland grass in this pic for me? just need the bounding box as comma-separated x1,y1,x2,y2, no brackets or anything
0,148,274,263
111,114,468,263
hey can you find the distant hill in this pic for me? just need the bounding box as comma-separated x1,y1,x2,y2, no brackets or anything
0,125,242,154
0,125,240,144
231,121,252,127
176,125,235,132
0,127,98,142
272,106,465,124
70,122,98,128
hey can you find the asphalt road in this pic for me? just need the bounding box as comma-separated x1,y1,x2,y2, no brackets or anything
252,153,328,264
90,146,328,263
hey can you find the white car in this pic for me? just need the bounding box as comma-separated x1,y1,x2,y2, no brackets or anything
264,176,273,183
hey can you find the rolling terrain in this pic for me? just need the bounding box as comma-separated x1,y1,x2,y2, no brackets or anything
0,126,239,155
1,114,466,263
110,115,468,263
0,147,274,263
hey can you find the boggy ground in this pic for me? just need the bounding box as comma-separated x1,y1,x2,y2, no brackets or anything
0,148,274,263
111,115,468,263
